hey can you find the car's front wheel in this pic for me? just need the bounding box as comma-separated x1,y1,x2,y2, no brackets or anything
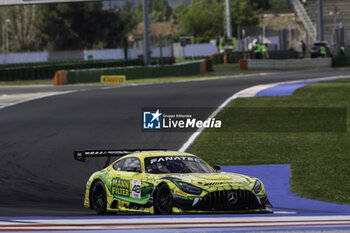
154,183,173,215
90,180,107,214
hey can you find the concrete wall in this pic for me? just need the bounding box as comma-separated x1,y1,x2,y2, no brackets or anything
151,46,171,57
0,46,175,65
48,51,85,61
247,58,332,69
0,52,48,64
174,43,218,57
0,48,140,65
83,48,139,60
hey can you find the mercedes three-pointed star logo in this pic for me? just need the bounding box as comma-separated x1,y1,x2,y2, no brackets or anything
227,192,238,204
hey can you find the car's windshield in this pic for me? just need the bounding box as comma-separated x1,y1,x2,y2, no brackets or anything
144,156,214,174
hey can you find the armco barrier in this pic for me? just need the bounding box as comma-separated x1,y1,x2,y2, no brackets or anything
210,52,248,64
247,58,332,69
209,51,300,65
62,60,207,85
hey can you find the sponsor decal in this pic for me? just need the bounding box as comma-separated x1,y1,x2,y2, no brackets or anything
149,156,199,164
111,178,130,197
100,75,126,84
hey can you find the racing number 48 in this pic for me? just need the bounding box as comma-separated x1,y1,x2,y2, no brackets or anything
132,184,140,193
131,180,141,199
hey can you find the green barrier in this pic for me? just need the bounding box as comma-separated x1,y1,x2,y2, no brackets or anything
185,56,210,60
0,59,142,81
67,61,202,84
205,59,213,72
332,56,350,67
215,53,224,64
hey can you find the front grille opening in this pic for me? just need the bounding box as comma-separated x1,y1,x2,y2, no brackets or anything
111,200,118,209
196,190,261,211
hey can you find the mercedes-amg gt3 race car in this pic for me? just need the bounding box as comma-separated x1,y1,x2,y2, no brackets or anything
74,150,271,214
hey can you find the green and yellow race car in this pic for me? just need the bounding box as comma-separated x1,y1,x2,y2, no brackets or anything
74,150,271,215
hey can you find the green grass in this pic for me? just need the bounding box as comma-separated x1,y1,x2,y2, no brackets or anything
189,78,350,205
175,58,193,64
213,64,239,72
0,80,53,85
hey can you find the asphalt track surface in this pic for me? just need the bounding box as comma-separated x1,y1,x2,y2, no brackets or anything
1,68,350,217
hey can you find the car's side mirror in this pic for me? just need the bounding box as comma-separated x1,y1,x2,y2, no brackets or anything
213,165,221,171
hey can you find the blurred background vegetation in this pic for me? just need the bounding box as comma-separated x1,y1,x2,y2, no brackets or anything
0,0,290,52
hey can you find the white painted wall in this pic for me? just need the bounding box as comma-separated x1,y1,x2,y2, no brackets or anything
151,46,171,57
0,48,141,65
0,52,48,64
83,48,140,60
174,43,218,57
0,46,172,65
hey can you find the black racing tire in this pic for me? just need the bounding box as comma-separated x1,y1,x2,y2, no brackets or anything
90,180,107,214
154,183,173,215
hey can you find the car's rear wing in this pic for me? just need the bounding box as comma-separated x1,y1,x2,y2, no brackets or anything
74,149,166,167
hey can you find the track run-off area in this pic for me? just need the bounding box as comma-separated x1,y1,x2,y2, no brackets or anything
1,68,350,232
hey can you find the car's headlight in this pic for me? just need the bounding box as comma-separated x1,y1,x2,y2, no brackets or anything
177,182,202,195
253,180,262,194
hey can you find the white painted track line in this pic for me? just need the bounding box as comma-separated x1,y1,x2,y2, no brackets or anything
2,215,350,231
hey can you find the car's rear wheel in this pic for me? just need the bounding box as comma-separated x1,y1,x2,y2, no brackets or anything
154,183,173,215
90,180,107,214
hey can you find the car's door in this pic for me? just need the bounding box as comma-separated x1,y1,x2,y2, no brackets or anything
109,157,143,199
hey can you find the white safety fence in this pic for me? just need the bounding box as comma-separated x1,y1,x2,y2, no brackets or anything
0,48,140,65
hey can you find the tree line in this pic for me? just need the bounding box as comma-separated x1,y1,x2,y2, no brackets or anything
0,0,289,52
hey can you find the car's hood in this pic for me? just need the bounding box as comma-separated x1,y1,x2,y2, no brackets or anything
157,172,255,188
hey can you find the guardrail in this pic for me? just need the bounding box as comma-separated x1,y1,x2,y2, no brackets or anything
247,58,332,69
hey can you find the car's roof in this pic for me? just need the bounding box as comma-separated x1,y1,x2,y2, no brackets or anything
123,150,196,159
